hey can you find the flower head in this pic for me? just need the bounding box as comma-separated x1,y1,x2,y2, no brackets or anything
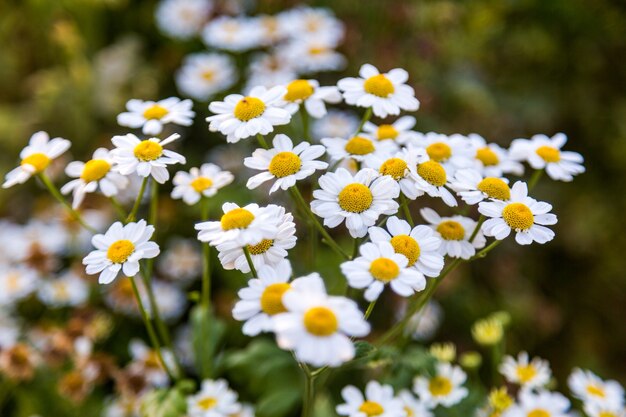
413,362,468,408
568,368,625,408
117,97,195,135
172,163,233,205
176,53,237,101
281,79,341,118
187,378,242,417
420,208,486,259
500,352,552,389
501,390,571,417
336,380,406,417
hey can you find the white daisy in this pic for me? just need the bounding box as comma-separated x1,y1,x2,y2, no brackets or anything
336,380,406,417
338,63,420,118
413,362,468,408
568,368,625,408
466,133,524,177
155,0,213,40
206,86,291,143
3,131,71,189
420,208,486,260
245,52,298,91
364,148,418,199
362,115,419,145
216,207,296,273
273,274,370,367
368,216,444,278
157,238,202,284
111,133,186,184
281,38,346,74
0,265,40,305
281,79,341,118
312,110,359,141
322,135,396,163
409,149,458,207
82,220,160,284
499,352,552,389
176,53,237,101
501,390,571,417
195,203,281,246
409,132,474,176
142,279,188,322
278,7,344,45
116,97,195,135
61,148,129,209
479,181,557,245
584,403,626,417
450,168,511,205
202,15,263,52
341,241,426,302
128,339,175,388
311,168,400,238
171,163,234,205
187,379,241,417
398,389,433,417
37,270,90,308
245,134,327,193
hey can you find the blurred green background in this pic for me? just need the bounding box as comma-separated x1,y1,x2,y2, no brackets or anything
1,0,625,389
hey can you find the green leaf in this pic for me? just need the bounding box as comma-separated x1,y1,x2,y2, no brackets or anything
140,386,187,417
191,305,226,379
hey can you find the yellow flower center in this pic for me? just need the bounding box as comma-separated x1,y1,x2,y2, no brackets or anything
527,409,551,417
201,70,214,81
536,146,561,163
21,153,51,173
489,387,513,411
437,220,465,241
220,208,255,231
269,152,302,178
477,177,510,201
345,136,375,156
379,158,408,180
308,46,327,55
429,376,453,397
284,79,314,102
338,183,373,213
234,97,266,121
376,124,399,140
516,365,537,383
80,159,111,182
142,104,169,120
190,177,213,192
197,397,217,410
390,235,420,266
426,142,452,162
598,412,617,417
358,401,384,416
260,282,290,315
364,74,395,97
586,384,606,398
369,257,400,282
133,140,163,161
502,202,534,231
476,147,499,166
417,160,447,186
303,306,338,336
404,406,415,417
107,240,135,264
247,239,274,255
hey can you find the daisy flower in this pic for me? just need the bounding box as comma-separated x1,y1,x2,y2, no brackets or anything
568,368,625,408
116,97,195,135
398,390,433,417
340,241,426,301
312,110,359,141
584,403,626,417
3,131,71,189
311,168,400,238
501,390,571,417
37,270,90,308
171,163,234,205
510,133,584,182
364,148,418,199
499,352,552,389
281,38,346,73
195,203,281,246
338,63,420,118
410,132,474,175
467,133,524,177
420,208,486,259
409,149,458,207
187,379,242,417
281,79,341,118
368,216,444,278
450,168,511,205
142,280,188,322
245,52,298,91
111,133,186,184
61,148,129,209
278,7,344,45
336,380,406,417
413,362,468,408
155,0,212,40
176,53,237,101
206,86,291,143
273,274,370,367
478,181,557,245
0,265,39,305
82,220,160,284
157,239,202,284
202,15,263,52
322,135,396,163
362,115,419,145
245,134,328,193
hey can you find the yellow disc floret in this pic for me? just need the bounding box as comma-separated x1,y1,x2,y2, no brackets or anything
345,136,375,156
477,178,510,201
417,160,447,187
220,208,255,231
390,235,420,266
142,104,169,120
21,153,51,173
358,401,384,416
379,158,407,180
376,124,399,140
369,258,400,282
107,240,135,264
303,307,338,336
284,80,314,102
260,282,290,315
133,140,163,161
201,70,214,81
516,365,537,383
437,221,465,241
502,202,534,231
364,74,395,97
586,384,606,398
489,387,513,411
428,376,453,397
197,397,217,410
234,97,266,121
426,142,452,162
536,145,561,163
247,239,274,255
338,183,373,213
527,409,550,417
190,177,213,192
476,147,499,166
81,159,111,182
269,152,302,178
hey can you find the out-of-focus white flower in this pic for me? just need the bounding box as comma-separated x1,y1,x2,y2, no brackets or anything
413,362,468,408
278,7,344,45
0,266,40,305
37,270,90,308
176,53,237,101
187,379,242,417
155,0,213,40
336,380,406,417
202,15,263,52
281,79,341,118
0,310,19,349
245,52,298,91
501,390,571,417
172,163,233,205
312,110,359,141
499,352,552,389
450,168,511,205
281,38,346,73
117,97,195,135
128,339,174,388
158,239,202,284
398,389,433,417
405,301,443,341
420,208,486,259
568,368,625,408
142,279,187,322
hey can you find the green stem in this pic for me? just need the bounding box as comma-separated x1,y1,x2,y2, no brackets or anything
355,107,373,134
528,169,543,191
364,300,377,320
39,173,96,232
470,240,501,260
243,246,258,277
149,179,159,227
127,177,148,222
109,196,127,220
469,215,485,243
400,194,414,227
301,370,315,417
200,198,211,308
352,238,360,259
256,134,269,150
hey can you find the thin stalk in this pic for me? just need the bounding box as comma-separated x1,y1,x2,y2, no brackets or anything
39,173,96,232
352,238,360,259
144,179,159,279
400,194,414,227
256,134,269,149
528,169,543,191
200,198,211,308
301,370,315,417
126,177,148,222
364,300,377,320
470,240,501,260
243,246,258,277
469,214,485,243
109,196,127,220
355,107,373,134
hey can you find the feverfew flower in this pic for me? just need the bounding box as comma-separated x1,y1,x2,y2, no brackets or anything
281,38,346,73
467,133,524,177
155,0,212,40
278,7,344,44
111,133,186,184
312,110,359,141
172,163,234,205
207,86,291,143
61,148,129,209
3,131,70,189
410,149,458,207
568,368,625,408
411,132,474,176
281,79,341,118
398,390,433,417
479,181,557,245
37,270,90,308
157,239,202,284
338,63,419,118
499,352,552,389
245,134,327,193
82,220,160,284
245,52,298,91
584,404,626,417
0,266,39,305
364,149,418,199
116,97,195,135
413,362,469,408
362,116,419,145
187,379,241,417
336,381,406,417
322,135,395,163
311,168,400,238
501,390,571,417
273,274,370,367
176,53,237,101
341,241,426,301
202,15,263,52
420,208,486,259
450,168,511,205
